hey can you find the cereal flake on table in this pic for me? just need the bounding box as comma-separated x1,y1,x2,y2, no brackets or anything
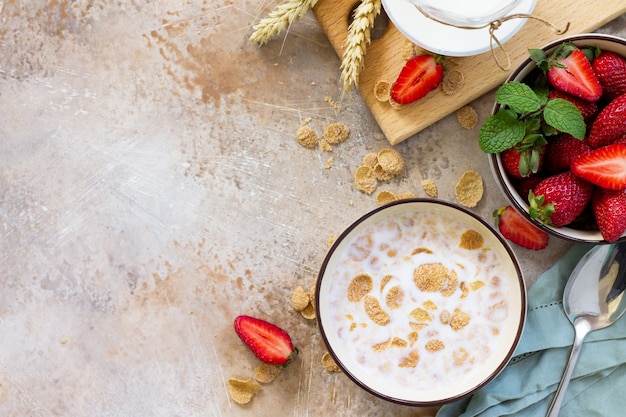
321,352,341,372
457,105,479,129
323,122,350,144
324,156,334,169
290,286,310,311
227,377,261,404
421,179,438,197
354,148,406,195
296,124,319,148
254,363,282,383
455,170,484,208
354,165,378,194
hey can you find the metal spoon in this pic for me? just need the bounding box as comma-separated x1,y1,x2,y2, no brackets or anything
546,242,626,417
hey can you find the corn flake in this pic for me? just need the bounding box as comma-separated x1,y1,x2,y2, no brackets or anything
323,122,350,144
321,352,341,372
228,378,261,404
374,80,391,102
291,286,310,312
421,179,438,198
377,148,405,177
254,363,282,383
354,165,377,194
455,170,484,208
296,125,319,148
457,105,479,129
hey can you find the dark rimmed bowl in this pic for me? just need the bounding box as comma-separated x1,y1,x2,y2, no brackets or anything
315,199,526,406
488,33,626,244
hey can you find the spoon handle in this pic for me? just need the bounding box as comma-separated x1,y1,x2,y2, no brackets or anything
546,319,591,417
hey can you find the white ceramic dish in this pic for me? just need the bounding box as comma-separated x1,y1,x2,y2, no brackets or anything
315,199,526,406
382,0,536,56
489,34,626,244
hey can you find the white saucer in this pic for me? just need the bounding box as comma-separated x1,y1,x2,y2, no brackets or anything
382,0,537,57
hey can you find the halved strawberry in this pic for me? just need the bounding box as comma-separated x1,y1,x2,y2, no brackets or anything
234,315,298,366
571,143,626,190
592,188,626,242
494,206,549,250
587,94,626,149
592,51,626,101
390,54,444,105
530,171,593,227
532,44,602,102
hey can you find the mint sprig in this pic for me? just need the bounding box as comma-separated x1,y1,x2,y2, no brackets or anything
479,81,586,154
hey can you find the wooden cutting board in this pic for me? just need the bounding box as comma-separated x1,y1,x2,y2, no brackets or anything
313,0,626,145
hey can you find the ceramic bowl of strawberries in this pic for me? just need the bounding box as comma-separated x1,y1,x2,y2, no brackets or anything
484,34,626,245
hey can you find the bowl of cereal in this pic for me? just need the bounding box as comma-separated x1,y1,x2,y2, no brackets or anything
315,199,526,406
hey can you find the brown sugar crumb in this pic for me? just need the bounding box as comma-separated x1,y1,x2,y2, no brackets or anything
296,125,319,148
323,122,350,144
408,332,419,346
347,273,373,302
385,286,404,310
460,229,484,250
254,363,282,383
324,157,334,169
425,339,445,352
363,152,379,167
469,280,485,291
455,170,484,208
440,310,451,325
457,105,479,129
321,352,341,372
453,348,469,366
374,80,392,102
227,378,261,405
290,286,310,311
422,300,438,311
440,270,458,297
354,165,378,194
319,139,333,152
414,263,450,292
450,308,471,331
412,247,433,255
377,148,405,177
399,350,420,368
409,307,432,323
364,295,391,326
421,179,438,198
442,68,465,95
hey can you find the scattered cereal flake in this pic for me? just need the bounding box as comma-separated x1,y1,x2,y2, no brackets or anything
389,97,403,110
469,280,485,291
409,307,432,323
324,157,334,169
422,300,438,311
460,281,470,299
401,39,417,60
296,125,319,148
390,336,408,349
324,95,342,111
440,270,458,297
409,322,429,331
450,309,471,331
377,148,405,176
319,139,333,152
321,352,341,372
348,273,373,302
327,233,336,248
376,190,397,205
380,274,393,293
414,263,450,292
373,164,394,181
399,350,420,368
442,68,465,95
60,338,68,344
412,247,433,255
364,295,391,326
453,348,469,366
457,105,479,129
362,152,378,167
374,80,392,102
395,191,416,200
324,122,350,144
425,339,445,352
460,229,484,250
408,332,419,346
372,339,391,352
354,165,378,194
421,179,438,198
254,363,282,383
385,286,404,310
228,378,261,405
291,286,310,312
440,310,451,325
455,170,484,208
300,303,316,320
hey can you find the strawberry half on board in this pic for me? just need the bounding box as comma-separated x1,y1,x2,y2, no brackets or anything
234,315,298,366
494,206,549,250
571,143,626,190
390,54,444,105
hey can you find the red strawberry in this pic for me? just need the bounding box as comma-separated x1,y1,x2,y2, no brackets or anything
515,175,544,200
592,51,626,101
592,188,626,242
539,45,602,102
501,143,546,179
543,134,591,174
234,315,298,366
571,143,626,190
530,171,593,227
587,94,626,148
494,206,549,250
391,54,444,105
547,89,598,122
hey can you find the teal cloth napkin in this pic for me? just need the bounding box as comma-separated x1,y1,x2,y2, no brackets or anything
437,244,626,417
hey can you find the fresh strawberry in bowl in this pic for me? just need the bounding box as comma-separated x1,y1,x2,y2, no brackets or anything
485,34,626,245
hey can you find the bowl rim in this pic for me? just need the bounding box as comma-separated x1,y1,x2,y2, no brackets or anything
314,198,527,406
488,33,626,244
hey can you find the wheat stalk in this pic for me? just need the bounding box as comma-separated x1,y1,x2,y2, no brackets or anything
250,0,319,45
340,0,381,92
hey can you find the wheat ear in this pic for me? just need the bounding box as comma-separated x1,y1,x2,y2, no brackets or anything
250,0,320,45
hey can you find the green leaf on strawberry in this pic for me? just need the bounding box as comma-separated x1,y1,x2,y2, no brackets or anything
543,98,586,139
479,108,526,153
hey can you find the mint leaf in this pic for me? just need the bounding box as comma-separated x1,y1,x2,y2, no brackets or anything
543,98,586,139
495,81,543,114
479,109,526,153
